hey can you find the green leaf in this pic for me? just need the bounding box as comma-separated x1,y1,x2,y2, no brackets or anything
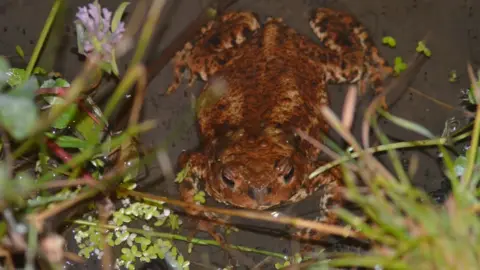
40,78,56,88
144,245,160,260
14,171,34,194
0,57,10,87
9,77,38,99
99,61,112,74
193,191,206,204
449,70,458,83
154,216,166,227
53,78,70,87
206,7,217,18
71,96,107,147
121,247,135,262
177,255,185,265
79,245,94,259
112,2,130,32
416,41,432,57
6,68,27,87
52,103,79,129
0,94,38,140
113,210,132,226
467,87,477,104
393,56,407,76
175,163,190,183
15,45,25,60
115,230,130,245
55,135,89,149
40,77,77,129
168,214,180,230
134,236,151,251
74,110,103,145
382,36,396,48
106,232,115,246
454,156,467,177
33,67,48,76
0,221,7,239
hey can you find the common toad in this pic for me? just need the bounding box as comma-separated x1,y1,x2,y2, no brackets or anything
166,8,392,240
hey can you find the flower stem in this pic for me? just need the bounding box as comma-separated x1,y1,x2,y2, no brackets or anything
72,219,288,260
25,0,62,78
130,0,166,66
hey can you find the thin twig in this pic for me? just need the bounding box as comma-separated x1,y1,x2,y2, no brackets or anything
295,129,342,161
64,251,85,264
407,87,470,115
36,178,94,190
342,85,357,131
72,219,287,259
321,106,363,154
362,33,431,149
127,66,147,127
118,188,358,239
28,191,95,232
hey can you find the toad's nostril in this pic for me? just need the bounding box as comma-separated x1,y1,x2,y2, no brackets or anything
248,187,270,202
283,167,294,184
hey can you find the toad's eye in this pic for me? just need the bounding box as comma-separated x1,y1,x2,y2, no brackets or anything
221,169,236,189
208,35,222,47
283,166,294,184
275,157,295,184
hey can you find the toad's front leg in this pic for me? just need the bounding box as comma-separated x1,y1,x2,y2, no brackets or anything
293,166,344,242
177,152,231,243
166,11,260,94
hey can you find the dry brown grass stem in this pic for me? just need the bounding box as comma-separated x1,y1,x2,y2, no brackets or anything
342,85,358,130
118,188,359,239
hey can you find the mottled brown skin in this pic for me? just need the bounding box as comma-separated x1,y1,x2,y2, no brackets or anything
166,8,392,240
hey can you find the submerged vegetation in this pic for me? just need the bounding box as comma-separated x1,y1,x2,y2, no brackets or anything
0,0,478,269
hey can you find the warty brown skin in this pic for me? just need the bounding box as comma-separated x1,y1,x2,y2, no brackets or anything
167,8,392,240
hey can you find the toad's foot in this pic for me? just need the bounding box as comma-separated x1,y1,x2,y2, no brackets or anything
309,8,393,108
184,211,233,247
177,152,233,245
166,11,260,94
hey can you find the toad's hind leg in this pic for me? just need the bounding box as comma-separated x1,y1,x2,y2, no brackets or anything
166,12,260,94
309,8,393,105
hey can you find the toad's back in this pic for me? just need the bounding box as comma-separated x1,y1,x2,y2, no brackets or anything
196,18,332,142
